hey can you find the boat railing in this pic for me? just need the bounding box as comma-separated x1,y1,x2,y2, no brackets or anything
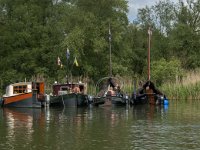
58,91,68,95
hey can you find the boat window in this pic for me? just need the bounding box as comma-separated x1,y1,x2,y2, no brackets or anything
13,85,27,94
60,86,72,92
79,85,84,92
61,87,69,91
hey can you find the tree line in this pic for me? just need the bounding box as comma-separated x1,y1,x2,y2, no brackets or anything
0,0,200,94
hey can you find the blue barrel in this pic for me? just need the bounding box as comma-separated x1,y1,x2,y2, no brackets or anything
164,98,169,105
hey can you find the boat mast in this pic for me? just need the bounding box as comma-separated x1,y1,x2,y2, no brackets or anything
109,23,112,77
66,48,70,83
147,27,152,81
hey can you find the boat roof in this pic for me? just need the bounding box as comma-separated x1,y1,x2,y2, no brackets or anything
8,81,44,87
9,82,32,86
53,82,86,86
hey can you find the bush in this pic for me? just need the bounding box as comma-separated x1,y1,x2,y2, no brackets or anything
151,58,183,85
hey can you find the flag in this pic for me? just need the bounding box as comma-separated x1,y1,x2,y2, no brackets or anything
60,63,63,68
57,56,61,66
66,48,70,60
74,57,79,67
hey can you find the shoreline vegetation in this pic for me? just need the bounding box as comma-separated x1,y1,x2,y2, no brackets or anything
1,66,200,101
84,69,200,101
1,70,200,100
161,70,200,100
89,70,200,100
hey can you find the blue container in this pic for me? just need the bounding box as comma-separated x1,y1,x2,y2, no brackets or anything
164,98,169,105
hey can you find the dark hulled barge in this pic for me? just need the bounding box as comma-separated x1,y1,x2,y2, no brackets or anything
49,82,89,107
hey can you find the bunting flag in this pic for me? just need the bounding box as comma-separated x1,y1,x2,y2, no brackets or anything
57,56,61,66
66,48,70,60
60,63,63,68
74,57,79,67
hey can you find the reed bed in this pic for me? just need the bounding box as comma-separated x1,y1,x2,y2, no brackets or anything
87,83,96,96
160,70,200,100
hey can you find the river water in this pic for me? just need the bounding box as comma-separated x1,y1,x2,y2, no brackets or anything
0,101,200,150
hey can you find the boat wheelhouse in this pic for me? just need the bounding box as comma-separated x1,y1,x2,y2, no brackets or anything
49,82,89,107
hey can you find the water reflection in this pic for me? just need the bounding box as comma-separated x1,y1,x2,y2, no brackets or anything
130,101,200,150
1,101,200,150
42,106,131,150
132,104,168,121
41,107,91,150
0,106,167,150
1,108,45,150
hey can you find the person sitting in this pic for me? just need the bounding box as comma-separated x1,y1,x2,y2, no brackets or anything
143,80,163,95
72,85,80,93
106,86,116,96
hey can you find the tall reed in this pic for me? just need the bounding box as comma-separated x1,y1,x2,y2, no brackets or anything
160,70,200,100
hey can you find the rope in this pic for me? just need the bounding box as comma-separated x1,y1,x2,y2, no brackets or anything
61,95,65,108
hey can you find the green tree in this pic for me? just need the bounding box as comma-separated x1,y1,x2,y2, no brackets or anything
169,0,200,69
151,58,183,85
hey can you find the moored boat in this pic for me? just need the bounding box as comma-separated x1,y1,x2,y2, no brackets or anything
49,82,89,107
130,80,166,105
92,25,129,106
0,97,3,106
2,81,45,108
130,28,168,106
93,77,129,107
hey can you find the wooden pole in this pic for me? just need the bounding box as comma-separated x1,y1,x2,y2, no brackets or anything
66,48,70,83
109,23,112,77
147,27,152,81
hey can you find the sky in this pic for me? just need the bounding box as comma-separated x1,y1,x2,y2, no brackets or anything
127,0,157,21
127,0,182,22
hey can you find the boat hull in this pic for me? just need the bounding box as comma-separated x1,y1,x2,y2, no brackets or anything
93,96,127,106
130,93,148,105
130,94,164,105
131,81,166,105
0,98,3,106
49,93,88,107
111,96,127,105
2,93,43,108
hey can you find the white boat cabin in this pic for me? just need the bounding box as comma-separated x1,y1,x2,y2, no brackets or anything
3,82,45,97
3,82,33,97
